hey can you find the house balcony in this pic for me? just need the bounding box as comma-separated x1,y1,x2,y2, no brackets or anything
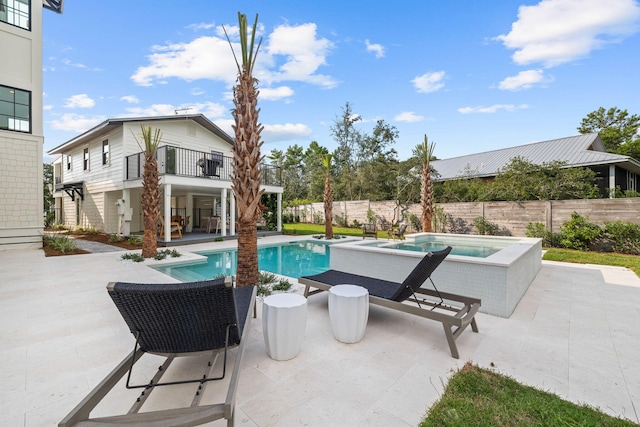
124,146,283,187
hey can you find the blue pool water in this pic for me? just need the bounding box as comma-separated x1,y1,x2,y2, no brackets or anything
152,240,332,281
362,240,501,257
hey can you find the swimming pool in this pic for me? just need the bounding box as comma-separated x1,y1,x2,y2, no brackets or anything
152,240,333,281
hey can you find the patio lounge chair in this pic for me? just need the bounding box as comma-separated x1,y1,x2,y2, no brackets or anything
362,223,378,239
299,246,481,359
59,278,256,427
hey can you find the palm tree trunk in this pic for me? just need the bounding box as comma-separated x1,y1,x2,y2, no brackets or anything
141,154,160,257
324,173,333,238
421,163,434,232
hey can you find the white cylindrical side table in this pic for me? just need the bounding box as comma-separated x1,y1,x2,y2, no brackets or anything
328,285,369,344
262,293,308,361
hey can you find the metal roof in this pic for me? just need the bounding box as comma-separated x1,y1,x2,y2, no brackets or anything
431,133,640,180
47,114,234,155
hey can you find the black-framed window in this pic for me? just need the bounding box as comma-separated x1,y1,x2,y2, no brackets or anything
0,0,31,31
83,147,89,171
0,84,31,133
66,154,72,170
102,140,110,165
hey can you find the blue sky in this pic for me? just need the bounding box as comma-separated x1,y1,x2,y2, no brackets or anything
42,0,640,162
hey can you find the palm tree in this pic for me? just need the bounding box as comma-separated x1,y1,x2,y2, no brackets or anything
321,154,334,238
225,13,264,288
413,134,436,232
134,125,162,258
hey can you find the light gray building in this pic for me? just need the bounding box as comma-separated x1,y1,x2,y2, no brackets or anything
431,133,640,197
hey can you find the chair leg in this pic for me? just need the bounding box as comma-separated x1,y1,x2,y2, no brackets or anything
442,324,460,359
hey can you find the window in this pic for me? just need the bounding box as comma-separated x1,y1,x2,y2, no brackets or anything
0,84,30,133
66,154,72,170
628,171,637,192
0,0,30,30
83,147,89,171
102,140,110,165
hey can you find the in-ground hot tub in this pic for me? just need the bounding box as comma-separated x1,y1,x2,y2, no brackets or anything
330,233,542,318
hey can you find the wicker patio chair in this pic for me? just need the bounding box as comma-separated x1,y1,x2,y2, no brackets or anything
389,223,407,240
362,223,378,239
300,246,481,359
59,277,256,427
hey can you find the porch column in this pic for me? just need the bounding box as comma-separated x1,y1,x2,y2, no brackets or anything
122,189,131,236
164,184,172,242
221,188,227,236
277,192,282,232
186,193,193,232
609,165,616,198
230,191,236,235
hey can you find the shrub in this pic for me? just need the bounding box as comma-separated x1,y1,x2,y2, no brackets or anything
43,234,77,254
447,215,471,234
127,235,143,245
335,213,348,227
409,213,422,232
433,206,448,233
366,208,378,225
604,221,640,254
108,234,122,243
121,252,144,262
525,222,557,247
272,279,293,292
557,212,602,251
473,216,500,236
351,219,361,228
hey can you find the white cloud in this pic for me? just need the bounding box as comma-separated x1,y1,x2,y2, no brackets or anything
187,22,216,31
496,0,640,67
260,86,295,101
365,39,385,58
49,113,106,132
498,69,553,91
394,111,424,122
120,95,139,104
125,102,227,118
131,36,238,86
61,58,100,71
190,87,205,96
261,123,313,143
264,22,337,88
131,22,337,90
64,94,95,108
43,105,53,111
412,71,446,93
457,104,529,114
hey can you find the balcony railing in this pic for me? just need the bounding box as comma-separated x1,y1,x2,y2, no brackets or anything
125,145,282,186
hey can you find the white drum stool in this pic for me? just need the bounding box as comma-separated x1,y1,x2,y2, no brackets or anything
328,285,369,343
262,293,308,361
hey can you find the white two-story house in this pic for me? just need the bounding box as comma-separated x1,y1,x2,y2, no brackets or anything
48,114,283,243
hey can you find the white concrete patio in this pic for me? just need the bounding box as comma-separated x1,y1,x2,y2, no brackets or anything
1,235,639,426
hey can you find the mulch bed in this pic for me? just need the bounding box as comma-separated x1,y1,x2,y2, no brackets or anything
42,231,144,257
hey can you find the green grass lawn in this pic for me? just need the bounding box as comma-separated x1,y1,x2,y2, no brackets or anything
544,248,640,277
421,363,636,427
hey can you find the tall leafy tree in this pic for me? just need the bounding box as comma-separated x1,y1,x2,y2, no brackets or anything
578,107,640,155
321,154,334,238
43,163,55,227
224,12,263,288
413,135,436,232
355,120,399,200
331,102,362,200
133,125,161,258
304,141,330,201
